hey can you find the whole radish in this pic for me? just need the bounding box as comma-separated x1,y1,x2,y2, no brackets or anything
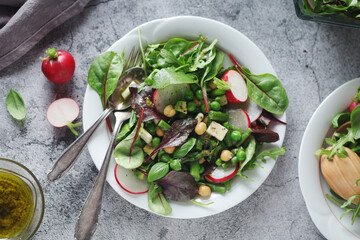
41,48,75,84
350,101,360,113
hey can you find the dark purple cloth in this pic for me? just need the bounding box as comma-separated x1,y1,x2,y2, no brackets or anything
0,0,91,71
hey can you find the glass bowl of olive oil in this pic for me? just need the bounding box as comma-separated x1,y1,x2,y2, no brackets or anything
0,158,44,239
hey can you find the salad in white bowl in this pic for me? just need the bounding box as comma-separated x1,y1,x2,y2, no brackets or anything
83,16,288,218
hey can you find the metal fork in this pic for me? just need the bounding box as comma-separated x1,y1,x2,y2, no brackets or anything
47,48,142,182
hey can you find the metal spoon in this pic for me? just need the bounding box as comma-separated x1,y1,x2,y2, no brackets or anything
47,63,146,182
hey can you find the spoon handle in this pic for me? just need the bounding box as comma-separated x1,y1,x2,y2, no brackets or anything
47,107,113,182
75,111,130,240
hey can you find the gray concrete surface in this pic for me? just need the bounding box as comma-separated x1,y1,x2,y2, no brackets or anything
1,0,360,239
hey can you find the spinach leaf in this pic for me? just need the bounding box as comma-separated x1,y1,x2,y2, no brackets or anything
163,38,195,57
332,112,350,128
114,124,144,169
147,162,170,183
147,67,197,89
351,105,360,139
239,66,288,115
173,138,196,158
6,89,26,120
256,147,286,163
148,182,172,215
146,118,197,161
88,51,124,108
116,110,137,142
204,50,224,81
239,135,257,172
157,171,198,201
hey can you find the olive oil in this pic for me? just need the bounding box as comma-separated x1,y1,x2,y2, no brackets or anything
0,171,34,239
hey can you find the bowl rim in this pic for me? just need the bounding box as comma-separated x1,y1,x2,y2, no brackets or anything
0,158,45,239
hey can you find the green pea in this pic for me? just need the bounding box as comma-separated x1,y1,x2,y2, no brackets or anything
190,84,200,91
210,101,221,111
178,112,186,119
160,154,172,163
231,157,238,166
236,150,246,162
195,89,204,100
199,165,205,174
170,159,182,171
184,90,194,101
146,124,156,136
152,137,161,148
231,130,242,141
215,158,222,166
187,102,196,112
222,162,229,169
201,104,207,113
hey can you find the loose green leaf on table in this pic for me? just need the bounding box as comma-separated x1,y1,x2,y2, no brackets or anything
6,89,26,120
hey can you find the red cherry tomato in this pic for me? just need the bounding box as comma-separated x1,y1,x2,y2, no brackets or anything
41,48,75,84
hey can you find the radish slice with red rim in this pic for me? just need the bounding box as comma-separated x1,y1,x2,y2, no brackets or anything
205,163,239,183
238,99,263,123
228,108,251,132
114,164,148,194
222,70,248,103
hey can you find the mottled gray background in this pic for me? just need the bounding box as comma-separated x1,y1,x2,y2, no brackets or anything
1,0,359,239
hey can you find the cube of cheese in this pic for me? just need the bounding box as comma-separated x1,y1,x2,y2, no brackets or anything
206,121,228,141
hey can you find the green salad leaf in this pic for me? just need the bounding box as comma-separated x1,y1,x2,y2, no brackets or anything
114,123,144,169
6,89,26,120
351,105,360,139
147,162,170,183
147,67,197,89
256,147,286,163
148,182,172,215
240,67,288,115
332,112,350,128
88,51,124,108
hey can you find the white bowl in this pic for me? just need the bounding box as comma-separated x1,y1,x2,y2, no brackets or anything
299,78,360,240
83,16,286,218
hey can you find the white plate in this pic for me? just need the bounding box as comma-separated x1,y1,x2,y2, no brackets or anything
299,78,360,239
83,16,286,218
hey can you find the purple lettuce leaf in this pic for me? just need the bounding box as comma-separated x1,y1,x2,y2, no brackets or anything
252,128,279,143
129,85,165,122
146,118,197,162
157,171,198,201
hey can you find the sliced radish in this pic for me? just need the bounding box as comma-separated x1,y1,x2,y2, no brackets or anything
114,164,148,194
46,98,82,136
238,99,263,123
222,70,248,103
153,84,190,113
228,108,251,132
205,163,239,183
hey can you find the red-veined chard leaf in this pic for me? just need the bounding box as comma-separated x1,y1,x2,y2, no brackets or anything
88,51,124,108
157,171,198,201
146,118,197,162
228,54,288,115
114,124,144,169
148,182,172,215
